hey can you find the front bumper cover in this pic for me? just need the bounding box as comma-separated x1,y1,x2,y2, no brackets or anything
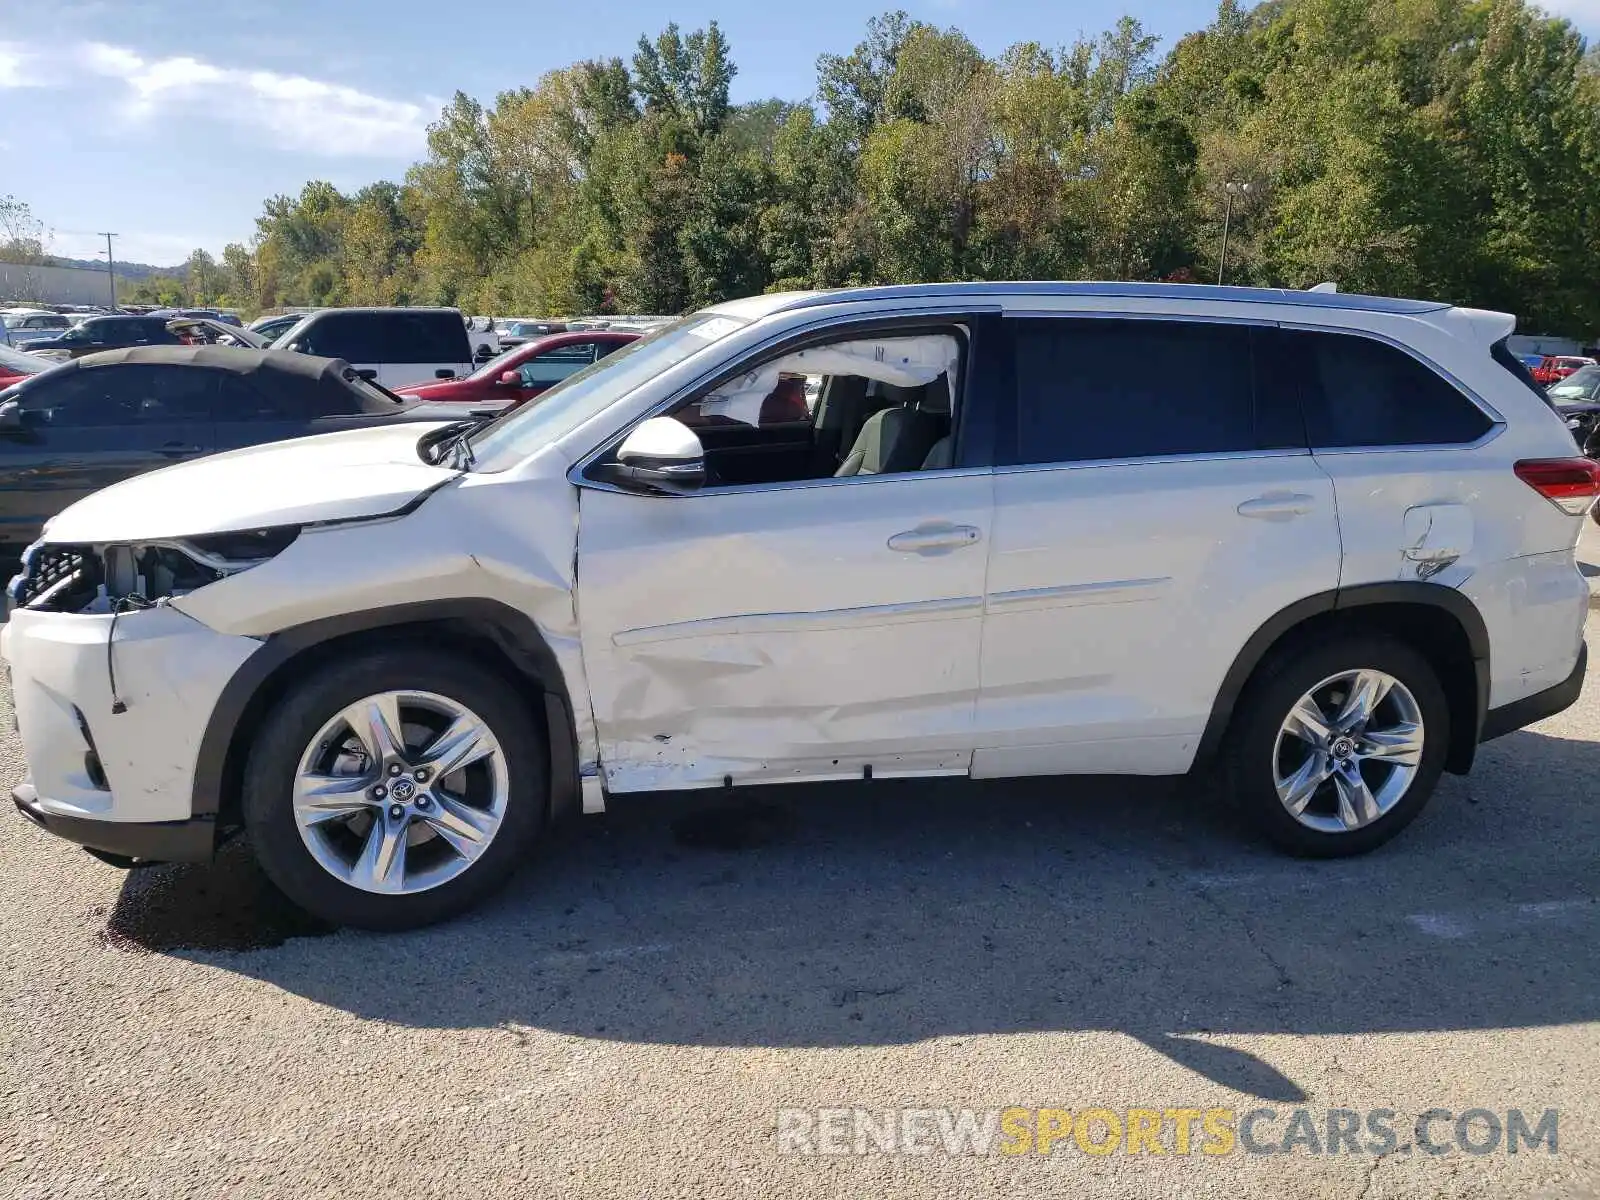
13,778,216,866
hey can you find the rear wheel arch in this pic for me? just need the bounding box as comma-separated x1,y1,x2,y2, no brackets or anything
1196,584,1489,776
194,598,580,835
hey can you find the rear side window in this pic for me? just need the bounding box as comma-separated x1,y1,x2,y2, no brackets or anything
214,373,347,422
378,313,469,364
1009,317,1262,464
1284,330,1493,447
520,342,599,386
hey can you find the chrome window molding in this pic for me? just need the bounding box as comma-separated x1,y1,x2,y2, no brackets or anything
991,447,1312,476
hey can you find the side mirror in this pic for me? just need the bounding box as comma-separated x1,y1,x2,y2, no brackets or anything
0,400,22,430
602,416,705,494
283,341,303,353
499,370,521,387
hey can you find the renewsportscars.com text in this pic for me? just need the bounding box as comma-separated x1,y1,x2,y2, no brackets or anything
776,1107,1560,1158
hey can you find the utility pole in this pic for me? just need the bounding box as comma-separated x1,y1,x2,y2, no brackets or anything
1217,182,1251,285
100,232,117,309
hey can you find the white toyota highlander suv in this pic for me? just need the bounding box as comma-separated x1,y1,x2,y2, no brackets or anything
5,283,1594,929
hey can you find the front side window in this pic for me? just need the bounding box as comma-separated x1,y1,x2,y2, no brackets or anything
19,365,213,427
652,329,965,487
1282,329,1494,448
1009,317,1260,465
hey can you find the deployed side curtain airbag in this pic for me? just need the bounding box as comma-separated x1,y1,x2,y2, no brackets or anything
696,334,960,427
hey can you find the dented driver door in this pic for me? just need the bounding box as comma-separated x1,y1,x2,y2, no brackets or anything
574,470,994,794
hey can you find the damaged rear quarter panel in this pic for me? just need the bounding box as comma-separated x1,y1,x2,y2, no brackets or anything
170,449,597,768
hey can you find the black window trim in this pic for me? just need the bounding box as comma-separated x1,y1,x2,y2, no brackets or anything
569,307,1004,497
1276,319,1506,455
995,310,1301,473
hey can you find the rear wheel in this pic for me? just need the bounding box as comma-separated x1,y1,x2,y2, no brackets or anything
244,649,546,929
1224,633,1449,857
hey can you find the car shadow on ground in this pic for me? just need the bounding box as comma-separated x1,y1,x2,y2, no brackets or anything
105,727,1600,1101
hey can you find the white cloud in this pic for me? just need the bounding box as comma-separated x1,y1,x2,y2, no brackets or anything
73,41,429,158
0,42,35,87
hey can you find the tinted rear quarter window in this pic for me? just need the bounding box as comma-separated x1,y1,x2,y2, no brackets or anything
1009,317,1265,464
379,313,469,364
1285,330,1492,447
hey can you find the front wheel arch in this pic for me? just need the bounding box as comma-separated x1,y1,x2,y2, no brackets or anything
194,599,581,838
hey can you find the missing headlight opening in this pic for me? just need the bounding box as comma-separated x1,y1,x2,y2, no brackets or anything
8,526,301,614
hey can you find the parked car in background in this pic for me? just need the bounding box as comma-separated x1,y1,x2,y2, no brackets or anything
5,282,1592,930
394,330,638,406
497,319,568,347
167,317,269,349
0,345,504,553
1548,365,1600,455
271,307,492,389
3,309,72,347
248,313,304,342
0,344,51,388
15,315,181,359
1531,355,1596,385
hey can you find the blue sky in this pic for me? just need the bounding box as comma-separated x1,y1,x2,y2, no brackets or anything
4,0,1598,267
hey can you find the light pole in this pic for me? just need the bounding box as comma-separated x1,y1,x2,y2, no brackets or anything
1217,181,1251,285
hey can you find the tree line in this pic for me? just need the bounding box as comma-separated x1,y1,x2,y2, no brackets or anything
115,0,1600,334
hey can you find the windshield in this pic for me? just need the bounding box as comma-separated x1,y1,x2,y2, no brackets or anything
1550,366,1600,396
465,313,747,470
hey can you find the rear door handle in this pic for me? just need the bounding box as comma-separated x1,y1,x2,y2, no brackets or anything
159,442,203,459
1237,493,1315,521
887,523,983,555
435,369,455,379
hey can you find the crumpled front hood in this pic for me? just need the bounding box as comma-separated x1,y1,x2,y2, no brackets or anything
43,421,461,544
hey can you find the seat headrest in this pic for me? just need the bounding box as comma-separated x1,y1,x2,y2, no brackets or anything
918,374,951,415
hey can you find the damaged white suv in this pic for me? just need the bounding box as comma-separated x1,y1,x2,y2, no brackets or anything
6,284,1594,929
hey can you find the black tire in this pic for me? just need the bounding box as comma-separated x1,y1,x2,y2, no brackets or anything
243,647,547,930
1223,631,1450,857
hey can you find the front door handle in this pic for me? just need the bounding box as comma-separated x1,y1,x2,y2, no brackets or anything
1237,493,1315,521
887,523,983,555
159,442,204,459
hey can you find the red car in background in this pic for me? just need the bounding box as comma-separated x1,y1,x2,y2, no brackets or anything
1531,355,1597,386
0,344,52,388
394,330,638,406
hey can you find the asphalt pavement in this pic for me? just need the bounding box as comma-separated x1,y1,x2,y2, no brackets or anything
2,619,1599,1198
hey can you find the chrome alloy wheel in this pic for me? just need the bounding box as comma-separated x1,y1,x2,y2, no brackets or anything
291,690,509,895
1272,669,1425,834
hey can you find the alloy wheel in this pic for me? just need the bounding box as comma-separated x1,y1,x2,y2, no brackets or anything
1272,669,1425,835
291,690,510,894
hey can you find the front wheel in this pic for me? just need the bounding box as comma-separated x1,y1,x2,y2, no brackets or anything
1224,633,1450,857
243,649,547,930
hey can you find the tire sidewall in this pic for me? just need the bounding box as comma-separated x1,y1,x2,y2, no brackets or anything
244,649,547,930
1228,634,1450,857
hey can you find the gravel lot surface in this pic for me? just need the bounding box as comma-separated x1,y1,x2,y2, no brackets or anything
3,617,1599,1199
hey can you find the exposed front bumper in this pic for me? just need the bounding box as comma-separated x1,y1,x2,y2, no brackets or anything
13,778,215,864
2,603,263,832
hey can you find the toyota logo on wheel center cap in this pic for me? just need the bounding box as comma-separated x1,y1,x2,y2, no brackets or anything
390,779,417,802
1331,736,1356,760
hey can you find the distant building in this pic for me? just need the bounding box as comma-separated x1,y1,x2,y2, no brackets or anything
0,261,117,306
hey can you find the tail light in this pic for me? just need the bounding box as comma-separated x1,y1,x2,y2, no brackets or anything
1514,457,1600,515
